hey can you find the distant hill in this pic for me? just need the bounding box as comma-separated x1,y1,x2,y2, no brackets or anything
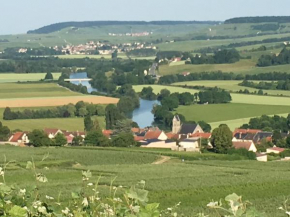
225,16,290,24
27,20,221,34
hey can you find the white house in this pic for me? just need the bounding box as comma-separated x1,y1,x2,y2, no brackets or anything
141,139,177,149
178,138,200,152
266,147,285,154
8,132,29,146
256,153,268,162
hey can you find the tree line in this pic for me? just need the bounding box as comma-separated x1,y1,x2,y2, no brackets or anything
257,47,290,67
3,101,105,120
158,71,290,85
225,16,290,24
239,80,290,91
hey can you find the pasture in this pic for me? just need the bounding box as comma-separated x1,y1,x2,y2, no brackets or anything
173,80,290,97
175,103,290,124
1,145,290,216
0,73,61,83
159,59,290,75
0,83,81,99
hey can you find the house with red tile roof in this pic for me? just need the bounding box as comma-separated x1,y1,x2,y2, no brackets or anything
144,130,167,141
191,132,211,139
232,140,257,152
166,132,179,140
102,130,113,138
44,128,63,139
8,132,29,146
266,146,285,154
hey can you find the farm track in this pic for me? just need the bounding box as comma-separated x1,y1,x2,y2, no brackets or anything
152,156,171,165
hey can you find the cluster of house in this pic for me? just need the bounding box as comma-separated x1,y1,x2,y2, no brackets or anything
108,32,153,37
3,115,287,162
125,115,287,162
2,129,86,147
57,40,157,55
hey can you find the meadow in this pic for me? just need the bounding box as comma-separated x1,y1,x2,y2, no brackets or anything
159,59,290,75
0,83,81,99
1,145,290,216
0,73,61,83
173,80,290,97
175,103,290,124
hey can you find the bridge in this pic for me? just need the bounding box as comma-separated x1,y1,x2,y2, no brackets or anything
64,78,92,83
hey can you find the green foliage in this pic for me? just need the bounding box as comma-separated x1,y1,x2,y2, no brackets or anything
0,122,10,141
211,124,233,153
53,133,67,146
161,96,179,111
84,115,94,132
140,87,157,100
257,47,290,67
228,148,257,160
84,130,111,147
44,72,53,80
112,132,137,147
198,89,232,104
28,130,51,147
190,49,240,64
105,104,124,130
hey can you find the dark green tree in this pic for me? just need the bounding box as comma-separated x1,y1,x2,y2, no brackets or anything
84,130,111,147
210,124,233,153
3,107,14,120
44,72,53,80
105,104,123,129
157,89,171,101
0,122,10,141
112,132,136,147
84,115,94,132
28,130,51,147
54,133,67,146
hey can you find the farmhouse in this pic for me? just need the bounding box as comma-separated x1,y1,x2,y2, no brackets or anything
140,139,177,149
266,147,285,154
256,153,268,162
177,138,200,152
44,128,63,139
232,141,257,152
144,130,168,141
8,132,29,146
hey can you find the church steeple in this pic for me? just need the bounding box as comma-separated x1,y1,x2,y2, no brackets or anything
172,115,181,134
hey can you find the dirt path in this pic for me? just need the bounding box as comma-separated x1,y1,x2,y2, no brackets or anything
152,156,171,165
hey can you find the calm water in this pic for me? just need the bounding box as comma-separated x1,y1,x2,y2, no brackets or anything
69,72,158,128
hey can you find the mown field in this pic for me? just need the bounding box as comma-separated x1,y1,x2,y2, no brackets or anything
159,59,290,75
0,106,106,131
1,146,290,216
173,80,290,97
0,73,61,83
175,103,290,124
0,83,81,99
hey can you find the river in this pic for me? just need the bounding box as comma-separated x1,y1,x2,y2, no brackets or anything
69,72,159,128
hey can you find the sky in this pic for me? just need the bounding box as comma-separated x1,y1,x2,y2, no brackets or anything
0,0,289,35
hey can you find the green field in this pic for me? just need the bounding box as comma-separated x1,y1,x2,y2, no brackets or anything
1,146,290,216
173,80,290,97
159,59,290,75
0,73,61,83
0,83,81,99
175,103,290,124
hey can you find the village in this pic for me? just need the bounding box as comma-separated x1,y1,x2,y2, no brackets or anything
2,115,287,162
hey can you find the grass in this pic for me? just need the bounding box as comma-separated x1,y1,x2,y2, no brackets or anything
133,85,199,94
159,59,290,75
0,73,61,83
2,146,290,216
175,103,290,123
173,80,290,97
0,83,80,99
2,116,105,131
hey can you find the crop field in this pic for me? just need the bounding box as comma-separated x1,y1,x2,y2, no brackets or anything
0,73,61,83
0,95,119,108
157,32,290,51
2,116,105,131
173,80,290,97
175,103,290,124
0,83,81,99
1,146,290,216
159,59,290,75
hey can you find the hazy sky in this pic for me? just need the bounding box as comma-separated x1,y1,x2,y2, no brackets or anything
0,0,289,34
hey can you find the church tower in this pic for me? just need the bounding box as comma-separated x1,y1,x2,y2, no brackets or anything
172,115,181,134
